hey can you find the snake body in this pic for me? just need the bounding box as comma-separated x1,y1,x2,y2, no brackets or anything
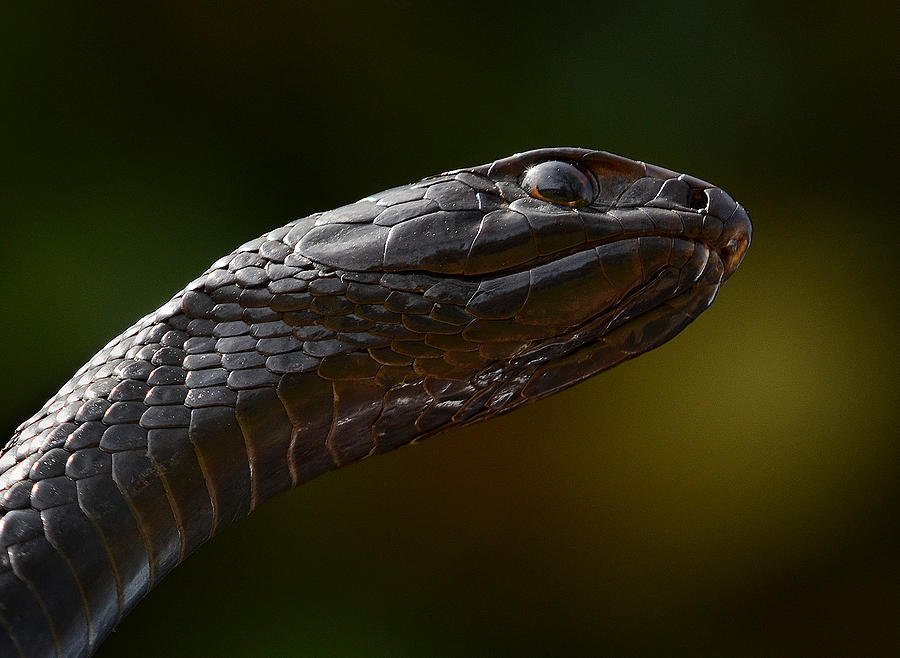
0,148,751,657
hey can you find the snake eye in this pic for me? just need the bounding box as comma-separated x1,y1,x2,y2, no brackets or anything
522,160,596,207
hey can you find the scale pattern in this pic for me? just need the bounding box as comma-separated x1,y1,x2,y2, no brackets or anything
0,148,750,657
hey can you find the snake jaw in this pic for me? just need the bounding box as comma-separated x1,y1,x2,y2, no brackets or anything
505,239,716,371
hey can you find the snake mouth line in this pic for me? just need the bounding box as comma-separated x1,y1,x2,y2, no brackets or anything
448,207,743,283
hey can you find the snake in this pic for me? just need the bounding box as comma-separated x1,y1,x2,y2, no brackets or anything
0,147,750,657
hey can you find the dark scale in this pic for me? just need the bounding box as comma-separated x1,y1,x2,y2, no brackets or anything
0,148,750,657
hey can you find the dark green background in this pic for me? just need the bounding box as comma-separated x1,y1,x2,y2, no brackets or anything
1,2,896,656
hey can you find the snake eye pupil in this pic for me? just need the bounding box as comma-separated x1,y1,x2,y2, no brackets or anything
522,160,595,207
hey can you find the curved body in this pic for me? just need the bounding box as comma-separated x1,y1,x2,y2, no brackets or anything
0,148,750,656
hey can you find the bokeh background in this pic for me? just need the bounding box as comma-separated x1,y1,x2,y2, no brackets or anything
1,2,897,656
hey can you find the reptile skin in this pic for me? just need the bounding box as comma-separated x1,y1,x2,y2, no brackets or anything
0,148,751,657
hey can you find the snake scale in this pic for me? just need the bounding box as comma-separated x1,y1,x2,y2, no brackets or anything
0,148,750,656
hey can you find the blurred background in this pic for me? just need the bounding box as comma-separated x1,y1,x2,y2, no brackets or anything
1,1,896,656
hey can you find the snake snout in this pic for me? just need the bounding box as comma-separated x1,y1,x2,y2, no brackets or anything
698,186,752,279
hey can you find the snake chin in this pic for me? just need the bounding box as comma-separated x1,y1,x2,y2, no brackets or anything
482,242,725,405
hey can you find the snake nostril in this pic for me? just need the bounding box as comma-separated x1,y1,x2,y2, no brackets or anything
687,187,707,210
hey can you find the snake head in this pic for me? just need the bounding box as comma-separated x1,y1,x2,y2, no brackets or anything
288,147,751,401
